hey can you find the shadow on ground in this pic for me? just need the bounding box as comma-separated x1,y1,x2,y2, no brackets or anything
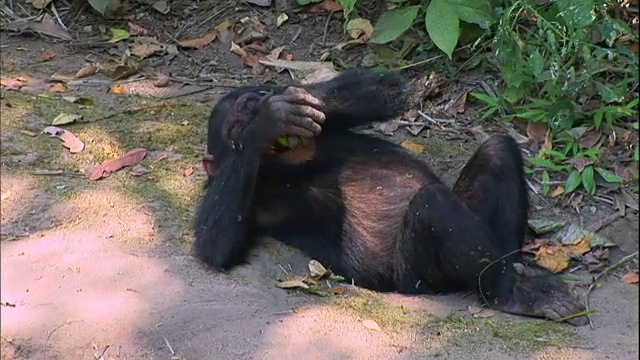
1,9,639,359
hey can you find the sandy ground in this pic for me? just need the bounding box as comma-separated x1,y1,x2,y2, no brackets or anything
1,174,638,360
1,2,639,359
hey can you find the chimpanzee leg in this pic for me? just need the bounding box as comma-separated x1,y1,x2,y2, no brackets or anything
452,135,529,254
393,181,517,303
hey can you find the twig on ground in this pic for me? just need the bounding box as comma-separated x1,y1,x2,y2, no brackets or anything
584,251,639,329
44,320,83,360
30,170,85,177
95,345,110,360
322,11,334,47
162,336,175,355
588,212,624,233
416,110,456,124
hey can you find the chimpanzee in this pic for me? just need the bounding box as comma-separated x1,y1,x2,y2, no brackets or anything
193,68,588,326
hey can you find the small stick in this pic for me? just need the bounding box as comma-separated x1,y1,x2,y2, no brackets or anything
584,251,639,329
162,336,175,355
587,212,623,233
416,110,456,124
322,11,335,47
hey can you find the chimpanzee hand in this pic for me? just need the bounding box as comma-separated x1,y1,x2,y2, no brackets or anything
255,86,326,139
494,266,588,326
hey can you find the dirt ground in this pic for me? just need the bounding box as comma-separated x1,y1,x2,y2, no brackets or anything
1,2,639,360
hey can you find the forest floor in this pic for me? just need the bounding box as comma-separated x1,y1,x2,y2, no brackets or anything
1,1,638,359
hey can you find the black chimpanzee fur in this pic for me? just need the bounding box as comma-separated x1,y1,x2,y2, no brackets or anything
193,68,588,326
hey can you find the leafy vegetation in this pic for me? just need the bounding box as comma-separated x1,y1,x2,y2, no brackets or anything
330,0,639,196
84,0,638,196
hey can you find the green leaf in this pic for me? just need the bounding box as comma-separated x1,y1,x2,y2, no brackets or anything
565,171,582,194
542,170,550,195
87,0,112,14
541,149,567,160
528,49,544,79
369,6,421,44
425,0,460,59
52,113,82,125
337,0,357,21
108,28,131,43
527,157,562,171
581,166,596,195
554,0,595,28
296,0,323,4
470,92,498,106
596,82,625,104
594,167,623,183
593,109,604,129
449,0,494,29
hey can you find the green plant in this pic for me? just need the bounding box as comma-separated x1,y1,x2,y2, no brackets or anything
86,0,118,14
527,147,623,196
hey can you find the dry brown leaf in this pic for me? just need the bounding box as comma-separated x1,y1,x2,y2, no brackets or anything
246,42,269,53
400,140,424,154
37,51,57,62
276,280,310,289
362,319,381,331
127,22,149,36
230,42,247,57
550,186,564,198
522,238,549,253
184,166,194,177
541,129,553,152
74,64,98,79
285,53,294,61
110,85,127,94
24,15,72,40
42,126,84,153
49,83,67,92
526,122,548,142
215,20,232,31
89,148,147,181
329,285,346,295
267,45,285,60
345,18,373,41
422,72,445,98
579,131,601,149
621,270,639,284
308,259,329,278
131,43,164,59
20,130,38,137
32,0,53,9
1,77,28,90
445,91,467,115
468,306,496,318
178,31,217,49
534,238,591,273
306,0,342,12
567,157,595,172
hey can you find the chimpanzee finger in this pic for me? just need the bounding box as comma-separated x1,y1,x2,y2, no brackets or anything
282,123,316,138
285,115,322,136
288,104,326,124
279,90,324,109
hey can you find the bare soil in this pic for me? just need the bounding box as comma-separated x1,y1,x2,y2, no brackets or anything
1,2,638,359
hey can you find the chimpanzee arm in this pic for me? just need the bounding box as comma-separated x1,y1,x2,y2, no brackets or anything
194,90,325,270
303,68,411,131
193,146,264,270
